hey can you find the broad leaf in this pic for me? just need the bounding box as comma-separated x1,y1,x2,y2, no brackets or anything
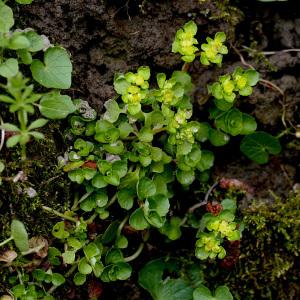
240,131,281,164
31,47,72,89
0,59,18,78
39,92,76,119
0,2,14,33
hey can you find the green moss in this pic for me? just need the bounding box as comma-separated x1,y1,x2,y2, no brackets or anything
0,122,73,289
226,191,300,300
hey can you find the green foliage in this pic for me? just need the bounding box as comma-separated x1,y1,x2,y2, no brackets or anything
200,32,228,66
172,20,198,62
0,1,74,159
0,15,284,300
240,131,281,164
138,259,195,300
195,199,240,260
10,220,29,252
208,67,260,103
225,192,300,299
193,285,233,300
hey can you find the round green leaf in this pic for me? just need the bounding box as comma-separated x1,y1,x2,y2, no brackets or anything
51,273,65,286
0,59,19,78
0,2,14,33
137,177,156,199
240,131,281,164
214,286,233,300
39,93,76,119
129,208,149,230
31,47,72,89
193,284,213,300
176,169,195,186
73,272,86,286
78,257,93,275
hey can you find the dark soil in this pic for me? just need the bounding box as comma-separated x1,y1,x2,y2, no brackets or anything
2,0,299,299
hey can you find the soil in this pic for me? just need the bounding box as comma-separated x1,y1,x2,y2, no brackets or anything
2,0,299,299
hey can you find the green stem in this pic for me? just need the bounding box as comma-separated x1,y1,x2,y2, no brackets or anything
48,261,79,294
106,193,118,208
86,212,97,224
0,236,13,248
18,110,28,161
124,243,144,262
116,215,129,238
42,205,77,223
276,128,291,139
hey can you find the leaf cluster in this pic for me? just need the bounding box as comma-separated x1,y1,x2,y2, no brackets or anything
0,0,74,158
195,199,240,260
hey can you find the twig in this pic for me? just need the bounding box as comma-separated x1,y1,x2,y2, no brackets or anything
242,45,300,56
42,205,77,223
180,181,219,226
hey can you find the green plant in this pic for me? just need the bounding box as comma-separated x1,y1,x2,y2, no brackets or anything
138,258,233,300
195,199,241,260
0,220,29,252
0,0,74,160
1,17,284,299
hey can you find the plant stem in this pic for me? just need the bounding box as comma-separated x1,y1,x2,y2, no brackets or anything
116,215,129,238
0,236,13,248
18,110,28,161
124,243,144,262
180,181,219,226
42,205,77,223
106,193,118,208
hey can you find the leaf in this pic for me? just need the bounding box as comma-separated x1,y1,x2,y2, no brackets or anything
24,31,45,52
139,259,193,300
10,220,29,252
240,113,257,135
31,47,72,89
221,199,237,212
240,131,281,164
197,150,214,172
114,74,130,94
0,2,14,33
73,272,86,286
84,242,101,260
209,129,230,146
51,273,65,286
15,0,33,4
105,249,124,264
78,257,93,274
28,119,48,130
138,127,154,142
214,286,233,300
193,284,213,300
39,93,76,119
0,123,20,132
0,59,19,78
244,69,260,86
117,188,135,210
157,73,166,89
176,170,195,186
129,208,149,230
62,250,76,264
101,221,120,244
6,135,21,148
103,99,121,123
137,177,156,199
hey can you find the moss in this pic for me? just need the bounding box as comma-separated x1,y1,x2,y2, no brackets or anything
0,122,72,290
226,191,300,300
